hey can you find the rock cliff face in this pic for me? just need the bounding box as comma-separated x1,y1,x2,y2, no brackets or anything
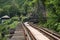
28,13,39,23
37,0,46,22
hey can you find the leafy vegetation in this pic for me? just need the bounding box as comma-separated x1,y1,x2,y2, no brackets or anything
39,0,60,33
31,0,60,34
0,16,19,40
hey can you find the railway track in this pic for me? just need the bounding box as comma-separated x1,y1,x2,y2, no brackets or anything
24,22,50,40
28,22,60,40
22,23,36,40
8,22,60,40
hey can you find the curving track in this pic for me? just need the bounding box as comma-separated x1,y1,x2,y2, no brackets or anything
8,22,60,40
24,22,50,40
28,22,60,40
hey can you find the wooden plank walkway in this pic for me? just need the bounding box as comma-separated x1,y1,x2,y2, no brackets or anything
8,23,25,40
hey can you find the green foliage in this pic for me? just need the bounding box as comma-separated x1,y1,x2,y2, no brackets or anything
0,0,39,18
41,0,60,33
9,21,18,29
0,16,19,40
